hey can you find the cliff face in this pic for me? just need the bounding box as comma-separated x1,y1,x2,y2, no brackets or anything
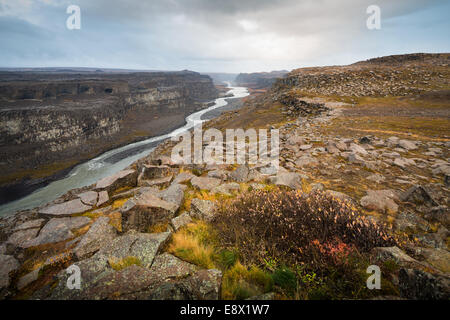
0,71,218,202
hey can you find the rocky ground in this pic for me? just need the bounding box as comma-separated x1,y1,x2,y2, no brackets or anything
0,53,448,300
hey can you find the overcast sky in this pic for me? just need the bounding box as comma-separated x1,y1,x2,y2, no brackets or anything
0,0,449,73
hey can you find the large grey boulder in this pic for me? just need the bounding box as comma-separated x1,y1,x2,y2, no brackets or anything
229,165,249,182
270,172,303,190
171,213,193,231
140,165,172,180
400,185,438,207
39,199,92,218
181,269,222,300
349,143,368,156
139,175,173,188
7,228,40,250
97,231,171,268
120,191,178,232
148,269,222,300
157,184,185,210
0,254,19,295
360,190,399,214
97,190,109,207
77,191,98,206
13,219,45,232
211,182,240,195
398,139,418,150
95,169,137,192
42,254,113,300
24,216,91,248
149,253,198,283
173,172,196,184
73,216,117,260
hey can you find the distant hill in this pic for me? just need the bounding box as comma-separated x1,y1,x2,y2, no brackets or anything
234,70,289,89
202,73,238,85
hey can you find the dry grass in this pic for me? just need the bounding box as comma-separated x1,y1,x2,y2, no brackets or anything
108,256,142,271
167,220,217,269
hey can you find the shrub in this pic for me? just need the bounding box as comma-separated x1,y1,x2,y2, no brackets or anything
212,188,397,269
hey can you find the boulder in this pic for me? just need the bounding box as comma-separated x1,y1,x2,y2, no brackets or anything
95,169,137,192
171,213,193,231
39,199,92,218
139,175,173,188
294,155,318,167
121,191,178,233
141,165,172,180
211,182,240,195
77,191,98,206
83,265,158,300
326,142,340,154
180,269,222,300
157,184,185,210
258,163,279,175
97,191,109,207
0,254,19,296
400,185,438,207
73,216,117,260
399,268,450,300
335,141,347,151
149,253,198,283
7,228,40,250
270,172,303,190
98,231,171,268
349,143,368,155
366,174,385,184
43,254,113,300
190,199,216,221
395,212,430,233
191,177,221,191
398,140,418,150
17,268,41,290
13,219,45,232
325,190,354,203
229,165,249,182
386,136,400,147
173,172,196,184
360,190,399,214
372,247,419,267
299,144,313,151
24,216,91,248
407,247,450,274
207,170,229,180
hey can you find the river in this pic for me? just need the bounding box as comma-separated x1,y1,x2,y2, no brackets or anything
0,84,249,216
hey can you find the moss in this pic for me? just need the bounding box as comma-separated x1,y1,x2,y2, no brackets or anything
111,197,130,210
221,262,273,300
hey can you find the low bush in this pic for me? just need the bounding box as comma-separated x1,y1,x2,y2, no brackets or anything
213,188,397,269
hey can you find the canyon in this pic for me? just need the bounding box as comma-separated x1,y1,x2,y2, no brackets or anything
0,71,218,204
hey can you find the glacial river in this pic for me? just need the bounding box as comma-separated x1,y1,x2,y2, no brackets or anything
0,85,249,216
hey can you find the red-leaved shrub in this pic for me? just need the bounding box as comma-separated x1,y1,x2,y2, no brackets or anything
212,189,397,268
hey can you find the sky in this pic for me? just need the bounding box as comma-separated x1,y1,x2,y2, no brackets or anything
0,0,449,73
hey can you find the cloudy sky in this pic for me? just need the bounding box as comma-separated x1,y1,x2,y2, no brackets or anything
0,0,449,73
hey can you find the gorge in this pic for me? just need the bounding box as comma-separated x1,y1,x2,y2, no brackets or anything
0,70,219,206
